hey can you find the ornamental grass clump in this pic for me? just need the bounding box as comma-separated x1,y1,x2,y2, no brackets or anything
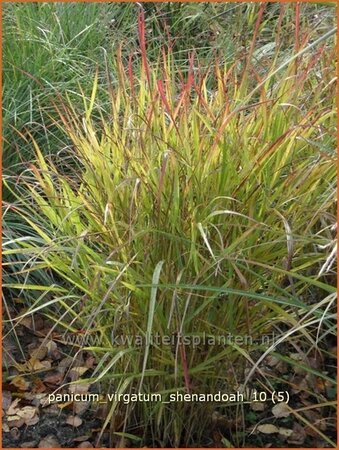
4,13,336,447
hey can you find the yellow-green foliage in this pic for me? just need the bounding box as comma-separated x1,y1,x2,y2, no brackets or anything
5,27,336,446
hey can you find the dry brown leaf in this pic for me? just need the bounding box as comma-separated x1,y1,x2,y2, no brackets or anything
27,357,47,371
19,316,33,329
16,406,37,421
289,352,304,361
38,434,60,448
70,366,88,381
40,397,52,408
46,341,61,360
74,401,90,415
291,376,309,395
77,442,93,448
9,426,21,440
251,402,266,412
303,409,320,421
11,375,30,391
257,424,279,434
272,402,290,418
59,356,73,368
302,411,327,436
20,441,38,448
28,345,48,361
25,415,40,426
43,405,60,415
315,377,326,394
13,361,27,373
287,422,306,446
69,383,90,394
46,340,58,354
7,398,21,415
279,427,294,438
73,435,91,442
44,371,64,385
66,415,83,427
265,355,279,367
275,361,288,374
33,315,45,330
32,378,47,393
7,414,25,428
40,360,52,369
51,349,62,360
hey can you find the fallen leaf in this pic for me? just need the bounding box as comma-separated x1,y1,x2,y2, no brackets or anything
17,406,37,421
265,355,279,367
9,426,20,440
272,402,290,418
2,391,12,410
7,415,25,428
28,345,47,361
43,405,60,415
25,415,39,426
40,397,52,408
257,424,279,434
40,360,52,370
287,422,306,446
38,435,60,448
303,410,327,434
74,401,90,415
46,340,58,355
69,383,90,394
66,415,83,427
251,402,266,412
291,376,309,395
32,393,48,406
7,398,21,415
73,435,91,442
275,361,288,374
27,357,47,371
59,356,73,368
11,375,30,391
290,352,304,361
77,442,93,448
69,366,88,381
32,378,47,393
46,341,61,360
303,409,321,422
20,441,38,448
28,314,44,331
19,316,33,329
44,371,64,385
279,427,294,438
315,377,326,394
